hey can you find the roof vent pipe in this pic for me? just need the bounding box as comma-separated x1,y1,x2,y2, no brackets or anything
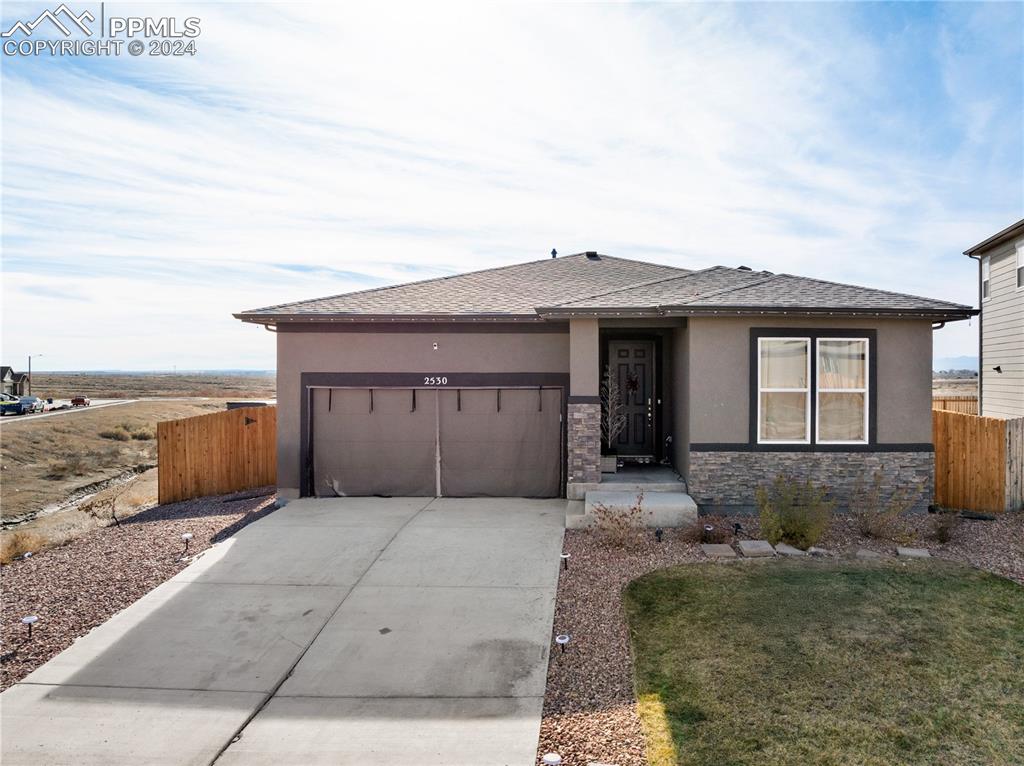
585,251,600,260
737,265,752,271
551,248,557,258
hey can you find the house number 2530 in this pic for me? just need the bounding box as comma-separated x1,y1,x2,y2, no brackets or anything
423,376,448,385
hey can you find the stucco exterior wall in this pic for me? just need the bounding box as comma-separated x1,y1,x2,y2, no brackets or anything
276,325,569,495
671,324,689,476
686,316,934,444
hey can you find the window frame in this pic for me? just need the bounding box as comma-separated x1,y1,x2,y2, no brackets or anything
756,336,811,445
981,256,990,300
815,337,869,445
748,328,877,450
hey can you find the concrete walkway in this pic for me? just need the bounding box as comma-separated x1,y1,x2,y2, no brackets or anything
1,497,566,766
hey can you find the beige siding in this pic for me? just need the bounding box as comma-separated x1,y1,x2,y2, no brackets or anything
981,238,1024,418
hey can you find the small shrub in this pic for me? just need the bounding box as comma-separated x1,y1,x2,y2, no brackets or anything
130,428,155,440
591,490,647,547
932,510,960,544
0,531,45,564
850,471,921,543
756,474,834,549
99,427,131,441
45,454,90,479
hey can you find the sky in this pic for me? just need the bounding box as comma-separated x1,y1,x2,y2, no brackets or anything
2,1,1021,371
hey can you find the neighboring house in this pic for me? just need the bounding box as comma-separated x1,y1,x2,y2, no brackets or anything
0,367,28,396
965,219,1024,418
236,253,975,512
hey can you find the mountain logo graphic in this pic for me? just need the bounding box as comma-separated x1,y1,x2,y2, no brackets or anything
2,4,95,37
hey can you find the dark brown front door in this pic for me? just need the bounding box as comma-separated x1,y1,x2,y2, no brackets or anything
608,340,655,455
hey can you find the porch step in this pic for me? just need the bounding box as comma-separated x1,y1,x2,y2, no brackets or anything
583,490,698,528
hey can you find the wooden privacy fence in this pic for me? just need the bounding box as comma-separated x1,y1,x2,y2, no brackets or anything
931,395,978,415
933,409,1023,513
157,406,276,504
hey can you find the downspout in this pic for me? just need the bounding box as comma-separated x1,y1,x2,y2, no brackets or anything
966,253,983,414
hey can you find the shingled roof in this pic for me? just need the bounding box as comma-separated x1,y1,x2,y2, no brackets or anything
237,253,975,324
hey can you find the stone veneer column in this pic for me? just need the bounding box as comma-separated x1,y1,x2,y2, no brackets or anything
567,402,601,484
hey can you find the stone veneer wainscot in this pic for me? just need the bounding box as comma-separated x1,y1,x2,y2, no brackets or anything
688,450,934,514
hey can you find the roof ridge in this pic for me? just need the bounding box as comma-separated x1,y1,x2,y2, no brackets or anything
674,271,781,305
243,253,601,314
770,272,972,310
546,264,703,307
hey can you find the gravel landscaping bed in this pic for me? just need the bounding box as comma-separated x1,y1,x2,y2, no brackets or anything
1,487,277,691
537,511,1024,766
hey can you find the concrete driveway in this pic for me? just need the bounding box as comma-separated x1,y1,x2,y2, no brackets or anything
1,497,566,766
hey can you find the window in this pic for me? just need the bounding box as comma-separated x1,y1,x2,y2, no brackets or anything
982,256,990,300
1017,244,1023,290
817,339,868,443
755,335,870,445
758,338,810,443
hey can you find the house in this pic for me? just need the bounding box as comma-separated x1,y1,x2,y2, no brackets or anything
0,367,28,397
965,219,1024,418
236,253,975,512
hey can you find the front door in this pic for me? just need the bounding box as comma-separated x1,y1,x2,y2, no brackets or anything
608,340,655,456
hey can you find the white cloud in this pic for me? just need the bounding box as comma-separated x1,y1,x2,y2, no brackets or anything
2,1,1019,369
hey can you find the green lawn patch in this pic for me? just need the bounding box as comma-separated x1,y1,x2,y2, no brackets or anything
624,560,1024,766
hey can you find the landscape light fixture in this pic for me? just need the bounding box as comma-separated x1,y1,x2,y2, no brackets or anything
555,634,571,653
733,522,743,537
560,552,570,571
180,532,193,557
654,527,663,543
22,615,38,638
541,754,563,765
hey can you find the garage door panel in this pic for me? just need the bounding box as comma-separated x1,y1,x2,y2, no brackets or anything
312,389,436,497
439,389,561,498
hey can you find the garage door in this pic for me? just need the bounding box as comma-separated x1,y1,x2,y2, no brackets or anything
311,387,562,498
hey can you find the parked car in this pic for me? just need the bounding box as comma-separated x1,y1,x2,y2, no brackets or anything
1,396,43,416
71,395,91,407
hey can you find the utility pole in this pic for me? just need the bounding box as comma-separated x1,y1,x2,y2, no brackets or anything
27,354,42,396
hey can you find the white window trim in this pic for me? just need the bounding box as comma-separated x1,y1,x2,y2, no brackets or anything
816,337,869,445
757,336,811,445
981,256,991,301
1016,242,1023,291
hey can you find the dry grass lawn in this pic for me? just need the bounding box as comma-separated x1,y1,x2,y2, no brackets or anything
625,559,1024,766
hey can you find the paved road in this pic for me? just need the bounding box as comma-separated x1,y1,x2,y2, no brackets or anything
1,398,274,424
1,497,566,765
0,400,134,423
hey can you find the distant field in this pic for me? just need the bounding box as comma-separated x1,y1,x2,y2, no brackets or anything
0,400,225,526
29,372,276,400
933,377,978,398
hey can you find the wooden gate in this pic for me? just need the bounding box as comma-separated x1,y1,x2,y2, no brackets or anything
157,406,276,504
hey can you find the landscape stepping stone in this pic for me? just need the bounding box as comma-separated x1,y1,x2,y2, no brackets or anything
855,548,886,559
774,542,807,557
700,544,736,559
897,547,931,559
738,540,775,558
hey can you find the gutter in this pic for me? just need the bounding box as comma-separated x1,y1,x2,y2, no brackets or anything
535,305,978,322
